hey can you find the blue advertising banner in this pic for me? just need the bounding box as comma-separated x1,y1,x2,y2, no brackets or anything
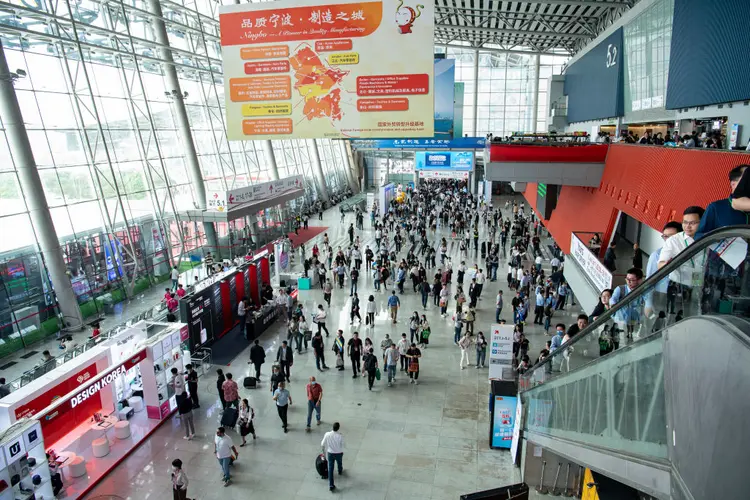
415,151,473,171
350,137,486,150
434,59,456,138
491,395,518,449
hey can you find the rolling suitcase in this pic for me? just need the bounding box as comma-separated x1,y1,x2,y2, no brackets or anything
221,407,239,429
243,376,257,389
315,453,328,479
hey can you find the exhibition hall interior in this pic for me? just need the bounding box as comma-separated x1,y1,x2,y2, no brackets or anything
0,0,748,499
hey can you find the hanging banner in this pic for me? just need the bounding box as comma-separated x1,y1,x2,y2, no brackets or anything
220,0,435,140
414,151,473,170
207,175,304,211
488,323,514,381
434,58,455,138
453,82,464,139
350,136,486,149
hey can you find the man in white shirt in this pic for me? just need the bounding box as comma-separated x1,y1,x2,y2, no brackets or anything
550,256,561,273
214,427,238,486
534,255,543,273
516,266,524,289
170,367,185,404
171,266,180,291
321,422,346,491
658,206,705,308
475,270,485,298
237,297,247,339
645,221,683,314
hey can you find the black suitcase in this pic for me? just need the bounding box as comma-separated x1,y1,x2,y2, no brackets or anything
243,376,257,388
315,453,328,479
221,407,239,428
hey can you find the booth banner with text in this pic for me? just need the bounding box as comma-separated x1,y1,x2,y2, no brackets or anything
207,174,304,211
569,233,613,293
488,323,514,381
219,0,434,140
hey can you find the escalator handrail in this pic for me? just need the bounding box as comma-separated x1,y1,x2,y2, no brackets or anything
520,224,750,389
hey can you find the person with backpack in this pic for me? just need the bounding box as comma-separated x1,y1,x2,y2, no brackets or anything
361,349,379,390
333,330,346,371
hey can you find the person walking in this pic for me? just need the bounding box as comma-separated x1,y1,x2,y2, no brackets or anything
312,330,329,371
380,334,393,364
305,376,323,432
333,330,346,371
347,332,363,379
420,280,429,309
185,364,200,409
314,304,330,337
362,349,378,390
409,312,420,344
464,307,475,335
365,295,376,326
459,331,473,369
170,367,186,406
350,292,362,324
270,364,284,393
248,340,265,380
475,331,488,368
323,280,333,307
397,333,409,372
385,342,399,387
178,393,195,440
216,369,226,409
453,310,463,344
238,398,256,445
321,422,345,492
214,427,238,487
272,380,292,433
406,343,422,384
221,373,239,410
237,297,247,339
276,340,294,382
387,290,400,324
171,459,189,500
495,290,503,323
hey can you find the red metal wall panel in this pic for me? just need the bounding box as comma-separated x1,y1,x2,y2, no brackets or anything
489,144,609,163
523,145,749,253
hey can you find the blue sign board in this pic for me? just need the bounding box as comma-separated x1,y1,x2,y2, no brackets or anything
415,151,473,171
350,137,486,150
491,395,517,449
434,59,456,138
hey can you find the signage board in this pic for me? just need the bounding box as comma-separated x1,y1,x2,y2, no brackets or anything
569,233,613,292
491,395,517,449
208,175,303,211
509,398,523,463
488,323,514,381
350,136,485,150
220,0,434,140
14,361,100,420
418,170,469,180
414,151,473,171
434,58,455,138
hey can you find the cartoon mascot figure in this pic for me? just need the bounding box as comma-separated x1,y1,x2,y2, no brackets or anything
395,0,424,34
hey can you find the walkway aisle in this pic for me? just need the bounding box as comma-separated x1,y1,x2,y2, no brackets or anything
83,194,584,500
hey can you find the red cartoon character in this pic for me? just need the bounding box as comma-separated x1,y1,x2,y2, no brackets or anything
395,0,424,34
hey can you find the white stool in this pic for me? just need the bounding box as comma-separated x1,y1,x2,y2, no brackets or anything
128,396,144,412
114,420,131,440
92,437,110,458
68,456,87,478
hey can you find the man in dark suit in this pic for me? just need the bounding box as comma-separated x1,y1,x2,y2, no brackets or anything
249,340,266,380
276,340,294,382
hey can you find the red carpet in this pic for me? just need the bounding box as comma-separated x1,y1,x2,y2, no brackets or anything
260,226,329,255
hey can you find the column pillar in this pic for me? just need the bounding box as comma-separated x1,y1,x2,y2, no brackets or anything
308,140,330,203
147,0,219,257
337,140,358,192
532,54,541,133
472,48,480,136
262,140,280,180
0,41,83,330
344,140,361,192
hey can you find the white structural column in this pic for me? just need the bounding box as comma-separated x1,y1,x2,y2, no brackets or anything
147,0,219,256
472,48,480,136
0,41,84,330
308,140,330,202
263,140,280,180
338,140,359,192
532,54,541,133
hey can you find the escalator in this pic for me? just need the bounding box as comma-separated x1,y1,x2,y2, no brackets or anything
518,226,750,500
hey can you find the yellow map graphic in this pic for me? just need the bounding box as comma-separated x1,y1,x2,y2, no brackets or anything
289,44,349,121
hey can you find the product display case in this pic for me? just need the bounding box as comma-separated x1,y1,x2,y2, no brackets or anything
0,421,54,500
140,325,189,420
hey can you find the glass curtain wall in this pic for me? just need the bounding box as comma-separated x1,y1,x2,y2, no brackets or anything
0,0,352,354
439,46,569,137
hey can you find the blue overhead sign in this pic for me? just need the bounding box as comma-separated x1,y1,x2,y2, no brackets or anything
415,151,473,171
350,137,486,150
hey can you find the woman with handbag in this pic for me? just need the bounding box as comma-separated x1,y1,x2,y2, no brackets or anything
365,295,376,327
419,315,430,349
405,343,422,385
238,399,256,445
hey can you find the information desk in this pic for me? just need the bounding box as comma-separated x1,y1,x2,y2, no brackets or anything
247,305,279,340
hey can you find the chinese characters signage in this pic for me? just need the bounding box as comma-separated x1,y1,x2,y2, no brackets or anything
220,0,434,140
207,175,304,212
488,323,514,381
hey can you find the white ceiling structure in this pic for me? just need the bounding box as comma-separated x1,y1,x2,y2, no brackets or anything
435,0,639,55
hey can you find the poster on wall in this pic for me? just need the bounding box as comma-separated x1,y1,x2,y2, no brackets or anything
488,323,514,381
569,233,612,292
434,58,455,138
219,0,435,140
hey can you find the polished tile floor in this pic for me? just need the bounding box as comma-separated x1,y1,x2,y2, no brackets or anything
83,194,584,500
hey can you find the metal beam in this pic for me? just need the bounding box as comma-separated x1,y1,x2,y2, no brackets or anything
477,0,630,6
436,24,593,40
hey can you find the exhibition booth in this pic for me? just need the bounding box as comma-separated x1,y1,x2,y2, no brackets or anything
0,420,55,500
0,321,190,499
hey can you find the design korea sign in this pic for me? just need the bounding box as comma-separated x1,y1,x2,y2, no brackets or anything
219,0,435,140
